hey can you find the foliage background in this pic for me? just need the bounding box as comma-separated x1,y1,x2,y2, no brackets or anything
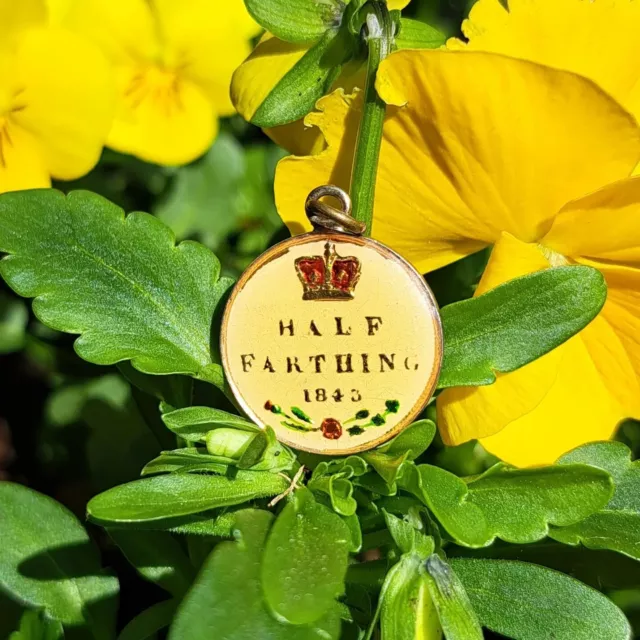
2,0,640,637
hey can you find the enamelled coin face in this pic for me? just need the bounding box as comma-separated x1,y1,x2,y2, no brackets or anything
221,232,443,455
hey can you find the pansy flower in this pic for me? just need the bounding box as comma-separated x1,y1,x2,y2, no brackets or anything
274,49,640,466
0,0,114,193
59,0,259,166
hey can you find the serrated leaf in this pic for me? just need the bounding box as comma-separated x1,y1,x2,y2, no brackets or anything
246,0,341,43
451,558,631,640
380,554,442,640
162,406,258,441
465,462,614,544
262,488,350,625
438,266,607,388
423,555,483,640
169,509,341,640
252,29,347,127
395,17,446,49
118,599,178,640
551,441,640,560
0,483,119,636
109,530,195,597
87,471,289,524
0,189,233,388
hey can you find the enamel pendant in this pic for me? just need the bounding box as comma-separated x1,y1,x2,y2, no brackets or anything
221,186,443,455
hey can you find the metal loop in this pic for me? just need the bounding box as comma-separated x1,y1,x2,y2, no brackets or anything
305,185,365,236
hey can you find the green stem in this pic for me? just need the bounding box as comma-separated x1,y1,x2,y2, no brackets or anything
349,1,393,236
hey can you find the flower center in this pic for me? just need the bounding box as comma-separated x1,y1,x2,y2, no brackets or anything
538,244,569,267
123,65,183,115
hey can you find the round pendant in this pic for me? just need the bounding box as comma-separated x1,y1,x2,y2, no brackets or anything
221,186,442,455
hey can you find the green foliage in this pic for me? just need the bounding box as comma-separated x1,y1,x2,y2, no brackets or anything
0,483,119,637
9,610,63,640
117,599,178,640
0,291,27,353
262,488,350,625
245,0,342,43
451,558,632,639
394,17,447,49
87,471,289,524
0,189,232,388
438,266,607,388
551,441,640,560
169,509,341,640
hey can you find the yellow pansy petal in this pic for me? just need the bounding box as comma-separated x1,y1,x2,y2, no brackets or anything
459,0,640,122
438,232,560,445
152,0,254,116
231,33,308,122
388,0,412,8
107,66,216,166
11,27,114,180
0,0,46,44
0,123,49,192
61,0,158,64
277,50,640,272
438,232,638,467
544,176,640,266
479,324,629,467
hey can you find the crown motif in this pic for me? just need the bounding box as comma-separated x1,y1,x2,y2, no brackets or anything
295,242,361,301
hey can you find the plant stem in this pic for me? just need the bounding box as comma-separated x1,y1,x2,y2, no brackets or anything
349,0,393,236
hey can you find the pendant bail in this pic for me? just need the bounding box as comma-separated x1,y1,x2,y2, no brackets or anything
305,185,366,236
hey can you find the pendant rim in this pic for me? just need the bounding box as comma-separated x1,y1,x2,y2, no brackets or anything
220,230,443,456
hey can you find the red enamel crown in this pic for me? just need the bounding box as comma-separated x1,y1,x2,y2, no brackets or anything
295,242,361,301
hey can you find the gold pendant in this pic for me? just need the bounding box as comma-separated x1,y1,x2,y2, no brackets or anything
221,186,443,455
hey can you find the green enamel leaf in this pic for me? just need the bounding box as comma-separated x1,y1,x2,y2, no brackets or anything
451,558,631,640
169,509,341,640
87,471,289,524
423,555,483,640
0,483,119,636
466,462,614,544
551,441,640,560
0,189,233,388
262,488,350,625
395,17,446,50
438,266,607,388
380,554,442,640
245,0,342,44
252,29,348,127
162,406,258,441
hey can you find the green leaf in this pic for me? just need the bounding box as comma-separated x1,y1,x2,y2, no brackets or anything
380,554,442,640
87,471,289,524
0,483,118,636
383,511,435,558
438,266,607,388
362,450,409,486
118,599,177,640
262,488,351,625
142,449,231,476
465,462,614,544
551,441,640,560
423,555,483,640
378,420,436,461
9,610,63,640
309,475,358,516
451,558,631,640
252,29,347,127
109,530,195,597
169,509,341,640
395,17,446,49
0,189,233,388
400,464,489,547
162,406,258,441
245,0,342,43
0,291,27,353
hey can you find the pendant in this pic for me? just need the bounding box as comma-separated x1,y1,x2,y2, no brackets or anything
221,186,443,455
